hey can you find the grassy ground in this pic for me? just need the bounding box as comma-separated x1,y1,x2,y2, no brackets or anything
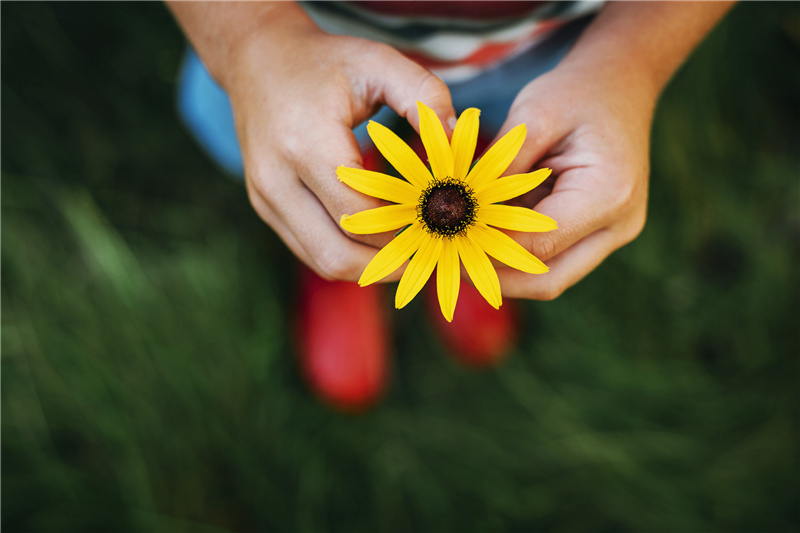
3,3,799,532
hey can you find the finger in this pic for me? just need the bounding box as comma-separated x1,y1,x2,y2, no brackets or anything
246,180,316,266
254,182,405,284
294,121,403,250
487,102,566,177
252,171,392,282
249,180,417,284
365,44,456,136
497,228,616,301
504,172,557,209
501,168,617,264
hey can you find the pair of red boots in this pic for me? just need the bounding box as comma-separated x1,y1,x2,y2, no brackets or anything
296,266,519,411
294,144,519,412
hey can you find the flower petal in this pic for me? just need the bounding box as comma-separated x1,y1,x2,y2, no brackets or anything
367,120,432,189
470,224,548,274
477,204,557,232
341,204,417,234
417,101,454,180
436,238,460,322
359,223,426,286
474,168,552,205
395,234,442,309
337,166,420,205
465,124,526,190
451,108,480,182
456,234,502,309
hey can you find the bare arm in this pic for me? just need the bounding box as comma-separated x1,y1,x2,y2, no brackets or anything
168,2,311,89
564,1,736,97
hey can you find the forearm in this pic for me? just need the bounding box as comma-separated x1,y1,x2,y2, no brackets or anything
561,1,734,103
167,1,315,89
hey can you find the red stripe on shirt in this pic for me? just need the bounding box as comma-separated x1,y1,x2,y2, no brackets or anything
398,20,563,70
347,1,545,19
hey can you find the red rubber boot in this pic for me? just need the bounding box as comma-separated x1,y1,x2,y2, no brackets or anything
294,146,391,411
426,280,520,368
296,266,390,412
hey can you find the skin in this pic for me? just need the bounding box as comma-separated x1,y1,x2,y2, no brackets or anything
169,1,734,299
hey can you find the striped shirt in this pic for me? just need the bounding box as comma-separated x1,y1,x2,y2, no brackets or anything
301,1,604,83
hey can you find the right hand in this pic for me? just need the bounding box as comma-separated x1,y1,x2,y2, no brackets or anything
218,8,456,281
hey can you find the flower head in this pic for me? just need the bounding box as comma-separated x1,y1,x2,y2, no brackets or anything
338,101,555,322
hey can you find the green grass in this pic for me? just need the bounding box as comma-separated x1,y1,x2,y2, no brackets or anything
3,3,799,532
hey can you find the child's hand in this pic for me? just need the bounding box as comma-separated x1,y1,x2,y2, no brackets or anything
486,62,653,300
171,3,455,280
482,1,733,300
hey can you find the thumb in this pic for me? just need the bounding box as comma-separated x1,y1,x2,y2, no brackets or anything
488,102,563,177
366,44,456,136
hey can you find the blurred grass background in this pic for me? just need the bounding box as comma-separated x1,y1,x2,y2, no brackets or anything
2,2,799,532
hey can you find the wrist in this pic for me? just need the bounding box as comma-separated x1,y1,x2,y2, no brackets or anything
169,1,319,90
226,11,324,94
557,1,734,114
558,51,661,116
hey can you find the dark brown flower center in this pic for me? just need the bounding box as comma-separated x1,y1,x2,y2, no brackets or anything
417,178,477,238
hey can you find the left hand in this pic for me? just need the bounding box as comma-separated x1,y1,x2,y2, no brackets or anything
487,60,655,300
484,0,734,300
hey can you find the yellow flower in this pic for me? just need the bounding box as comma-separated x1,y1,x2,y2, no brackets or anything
338,101,555,322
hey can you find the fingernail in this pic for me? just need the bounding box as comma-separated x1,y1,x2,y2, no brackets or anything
448,116,457,131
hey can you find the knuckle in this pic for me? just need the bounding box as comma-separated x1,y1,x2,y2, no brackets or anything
244,176,271,210
530,234,558,262
627,210,647,241
607,164,648,214
364,42,406,72
607,177,637,213
246,165,265,190
339,35,375,55
532,279,564,301
274,128,305,165
244,176,259,203
375,42,401,62
410,72,451,119
616,209,647,248
315,251,358,282
509,97,537,126
246,169,281,210
417,72,448,100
